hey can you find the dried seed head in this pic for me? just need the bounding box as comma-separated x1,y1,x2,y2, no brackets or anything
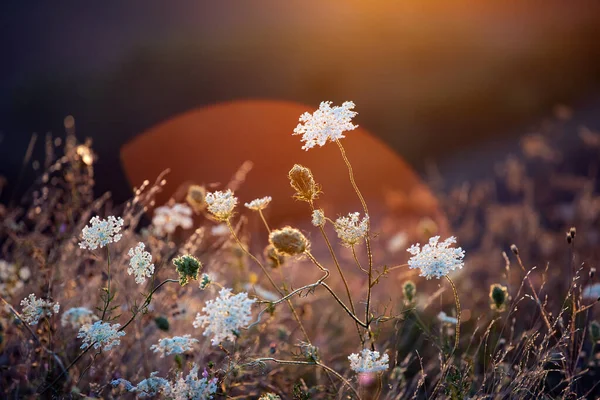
489,283,510,312
186,185,206,211
269,226,309,256
173,255,202,286
288,164,320,203
264,244,285,268
402,281,416,305
510,244,519,255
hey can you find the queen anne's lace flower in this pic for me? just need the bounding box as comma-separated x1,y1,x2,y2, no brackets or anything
112,372,172,398
293,101,358,150
61,307,98,329
152,203,193,235
78,321,126,351
127,242,155,284
20,294,60,325
150,334,199,357
244,196,272,211
334,212,369,247
311,209,325,227
259,394,282,400
438,311,458,325
199,273,213,290
193,287,256,345
205,190,238,221
407,236,465,279
348,349,389,373
171,364,218,400
79,216,124,250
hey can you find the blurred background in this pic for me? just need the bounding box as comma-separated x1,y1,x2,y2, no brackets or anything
1,0,600,203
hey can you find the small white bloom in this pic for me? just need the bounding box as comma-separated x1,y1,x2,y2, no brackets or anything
311,209,325,227
171,364,218,400
152,203,193,236
77,321,126,351
18,267,31,281
348,349,389,373
199,273,213,290
127,242,155,284
583,283,600,300
259,394,282,400
79,215,124,250
112,372,171,398
407,236,465,279
20,294,60,325
211,223,229,236
244,196,272,211
193,287,255,345
387,232,408,254
334,212,369,247
61,307,98,329
205,190,238,221
150,334,199,357
293,101,358,151
438,311,458,325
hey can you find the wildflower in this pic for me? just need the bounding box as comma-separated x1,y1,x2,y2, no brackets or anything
0,260,28,298
264,244,285,268
301,342,320,362
348,349,389,373
387,231,408,254
288,164,320,202
186,185,207,212
79,216,124,250
334,212,369,247
19,294,60,325
77,321,126,351
112,372,171,398
18,267,31,281
150,334,199,357
438,311,458,325
311,209,325,227
259,394,282,400
171,363,218,399
269,227,309,256
205,189,237,221
402,281,416,305
152,203,193,235
127,242,155,284
244,196,272,211
489,284,510,312
199,273,213,290
407,236,465,279
293,101,358,150
173,255,202,286
61,307,98,329
193,287,256,345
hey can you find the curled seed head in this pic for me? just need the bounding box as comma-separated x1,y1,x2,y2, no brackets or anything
186,185,206,211
288,164,320,203
269,226,309,256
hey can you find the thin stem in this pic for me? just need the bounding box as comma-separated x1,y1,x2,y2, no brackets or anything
257,209,271,233
351,246,368,274
446,276,461,353
515,254,553,332
100,246,112,321
321,282,368,328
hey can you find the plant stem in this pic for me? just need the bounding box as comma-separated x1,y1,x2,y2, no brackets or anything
446,276,461,353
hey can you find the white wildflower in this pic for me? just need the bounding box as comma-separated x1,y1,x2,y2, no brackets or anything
211,223,229,236
259,394,282,400
199,273,213,290
150,334,199,357
244,196,272,211
20,294,60,325
293,101,358,151
334,212,369,247
77,321,126,351
171,364,218,400
18,267,31,281
127,242,155,284
193,287,255,345
311,209,325,227
152,203,193,235
438,311,458,325
387,231,408,254
407,236,465,279
112,372,171,398
79,215,124,250
205,190,238,221
61,307,98,329
348,349,389,373
583,283,600,300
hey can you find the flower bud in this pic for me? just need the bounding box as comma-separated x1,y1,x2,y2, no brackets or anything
288,164,320,203
489,283,509,312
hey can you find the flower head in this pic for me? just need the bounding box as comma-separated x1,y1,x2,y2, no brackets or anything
186,185,207,212
438,311,458,325
348,349,389,373
199,273,214,290
127,242,155,284
489,283,510,312
334,212,369,247
20,294,60,325
150,334,199,357
193,287,256,345
293,101,358,150
77,321,126,351
79,216,124,250
152,203,193,235
173,255,202,286
288,164,320,202
407,236,465,279
244,196,272,211
171,364,218,400
205,190,237,221
259,394,282,400
112,372,171,398
311,209,325,227
61,307,98,329
269,227,309,256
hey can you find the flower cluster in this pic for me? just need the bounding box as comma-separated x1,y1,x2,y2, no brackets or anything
61,307,98,329
127,242,155,284
269,226,309,256
438,311,458,325
244,196,272,211
199,273,214,290
311,209,325,227
348,349,389,373
259,394,282,400
205,189,238,221
193,287,256,345
112,372,171,398
152,203,193,235
334,212,369,247
0,260,30,298
19,293,60,325
150,335,199,357
79,216,124,250
77,321,126,351
293,101,358,150
170,364,218,400
407,236,465,279
173,254,202,286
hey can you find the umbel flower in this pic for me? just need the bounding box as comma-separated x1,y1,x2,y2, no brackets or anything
173,254,202,286
20,294,60,325
193,287,256,345
79,215,124,250
128,242,155,284
334,212,369,247
112,372,172,398
348,349,389,373
206,189,238,221
407,236,465,279
269,227,309,256
152,203,193,236
61,307,98,329
199,273,213,290
288,164,320,202
171,364,218,400
311,209,325,227
77,321,126,351
293,101,358,150
259,394,282,400
244,196,272,211
150,334,199,357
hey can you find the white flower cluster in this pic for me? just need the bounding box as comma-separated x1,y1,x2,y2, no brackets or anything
61,307,98,329
127,242,155,284
150,334,199,357
77,321,126,351
293,101,358,151
152,203,193,235
334,212,369,247
407,236,465,279
79,216,124,250
348,348,390,373
205,190,238,221
199,273,213,290
112,372,171,398
244,196,272,211
19,293,60,325
259,394,282,400
193,287,256,345
438,311,458,325
0,260,30,298
311,209,325,227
